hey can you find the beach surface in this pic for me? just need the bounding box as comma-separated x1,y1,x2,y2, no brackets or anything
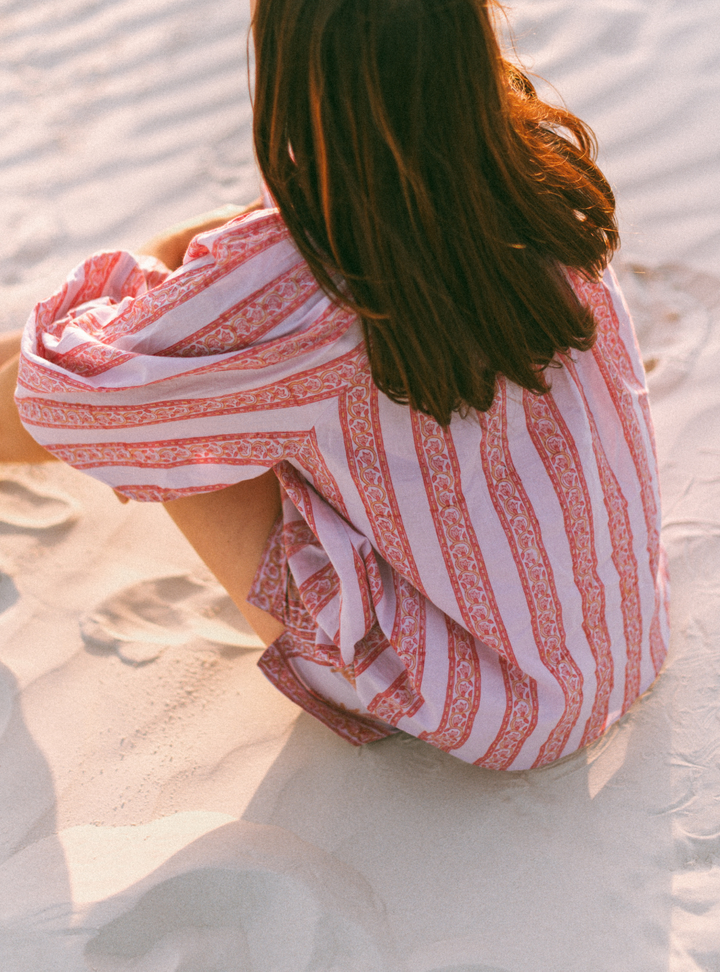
1,1,720,969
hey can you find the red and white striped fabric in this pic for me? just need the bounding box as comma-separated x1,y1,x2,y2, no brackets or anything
17,208,669,769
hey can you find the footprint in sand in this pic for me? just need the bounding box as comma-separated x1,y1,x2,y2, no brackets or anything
0,468,81,530
617,262,717,394
79,574,264,664
82,818,398,972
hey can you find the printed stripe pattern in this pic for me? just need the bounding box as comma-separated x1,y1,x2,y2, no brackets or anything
480,383,584,766
570,272,667,676
523,389,614,746
412,408,538,767
19,345,367,430
340,375,424,590
565,358,644,714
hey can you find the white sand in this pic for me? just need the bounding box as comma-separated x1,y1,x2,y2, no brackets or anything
1,1,719,969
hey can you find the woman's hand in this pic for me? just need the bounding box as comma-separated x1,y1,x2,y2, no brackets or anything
137,198,264,271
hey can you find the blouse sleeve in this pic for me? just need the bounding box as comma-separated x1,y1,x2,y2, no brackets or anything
15,210,361,500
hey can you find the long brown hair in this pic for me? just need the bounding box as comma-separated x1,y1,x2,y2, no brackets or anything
253,0,618,426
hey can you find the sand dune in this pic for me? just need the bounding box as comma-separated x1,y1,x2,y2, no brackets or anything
1,0,720,969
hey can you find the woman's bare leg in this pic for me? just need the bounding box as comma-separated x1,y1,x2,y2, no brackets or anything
163,471,286,647
0,330,23,369
0,350,57,463
0,327,284,646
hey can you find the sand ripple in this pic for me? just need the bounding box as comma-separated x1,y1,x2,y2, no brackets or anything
0,467,80,530
80,574,263,664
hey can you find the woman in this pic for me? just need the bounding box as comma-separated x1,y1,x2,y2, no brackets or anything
4,0,668,768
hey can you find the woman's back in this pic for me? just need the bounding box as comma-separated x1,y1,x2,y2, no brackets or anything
16,208,668,768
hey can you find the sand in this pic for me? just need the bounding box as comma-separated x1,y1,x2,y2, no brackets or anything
1,0,719,969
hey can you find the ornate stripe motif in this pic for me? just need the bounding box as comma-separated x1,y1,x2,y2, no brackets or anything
648,617,665,674
99,215,289,345
246,514,287,622
273,461,354,663
658,548,671,667
30,220,294,390
572,272,666,676
353,546,375,635
65,305,117,339
45,431,283,470
369,669,423,724
244,515,337,667
50,428,350,516
523,389,615,747
156,259,316,357
281,572,339,665
479,382,583,766
412,408,537,766
390,572,427,691
20,303,359,403
418,615,481,753
283,634,343,669
476,659,539,769
283,518,322,559
638,394,667,675
340,375,424,590
359,572,428,725
36,251,126,336
47,342,135,379
113,481,241,502
565,358,644,714
272,435,351,521
35,281,72,337
180,302,358,376
17,355,98,395
298,561,340,619
363,549,383,607
353,625,391,677
19,344,367,431
274,462,321,538
188,212,288,269
258,633,393,746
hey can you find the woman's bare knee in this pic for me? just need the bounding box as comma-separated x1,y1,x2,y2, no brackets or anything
163,472,286,646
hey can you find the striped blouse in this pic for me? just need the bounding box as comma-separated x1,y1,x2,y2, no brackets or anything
16,208,669,769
